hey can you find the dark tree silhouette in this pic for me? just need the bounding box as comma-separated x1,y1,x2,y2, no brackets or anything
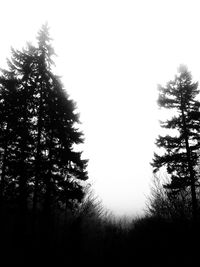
147,174,194,220
0,76,19,207
0,24,88,217
152,65,200,220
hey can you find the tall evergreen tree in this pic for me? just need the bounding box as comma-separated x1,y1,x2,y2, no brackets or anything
0,46,41,212
0,76,19,206
0,24,88,215
152,65,200,220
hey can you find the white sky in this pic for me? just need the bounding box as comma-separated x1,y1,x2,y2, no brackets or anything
1,0,200,216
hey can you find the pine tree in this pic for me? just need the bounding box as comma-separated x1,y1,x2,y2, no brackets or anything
0,46,41,211
0,24,88,216
31,24,88,215
152,65,200,220
0,76,19,206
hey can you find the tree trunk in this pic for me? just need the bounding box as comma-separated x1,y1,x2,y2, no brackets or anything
18,89,29,213
33,84,43,214
180,95,197,221
0,135,8,206
44,128,53,216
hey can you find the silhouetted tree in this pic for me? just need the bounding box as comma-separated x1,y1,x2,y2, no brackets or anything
0,76,19,207
147,174,193,220
152,65,200,220
0,24,88,217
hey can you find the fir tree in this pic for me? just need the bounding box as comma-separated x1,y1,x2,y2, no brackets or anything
0,76,19,206
0,24,88,215
0,46,38,212
152,65,200,220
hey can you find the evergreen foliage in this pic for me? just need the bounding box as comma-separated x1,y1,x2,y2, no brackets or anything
151,65,200,219
0,24,88,215
1,26,200,267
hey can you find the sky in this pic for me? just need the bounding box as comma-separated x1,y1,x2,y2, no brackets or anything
1,0,200,216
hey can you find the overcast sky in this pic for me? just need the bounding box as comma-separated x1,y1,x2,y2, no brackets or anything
1,0,200,216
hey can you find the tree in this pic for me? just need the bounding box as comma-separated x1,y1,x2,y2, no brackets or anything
0,24,88,216
151,65,200,220
0,76,19,207
146,174,193,220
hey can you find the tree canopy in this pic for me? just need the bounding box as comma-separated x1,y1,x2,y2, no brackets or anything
0,24,88,215
152,65,200,220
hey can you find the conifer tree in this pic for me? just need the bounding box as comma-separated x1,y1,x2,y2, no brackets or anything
0,76,19,206
152,65,200,220
0,24,88,215
0,46,39,212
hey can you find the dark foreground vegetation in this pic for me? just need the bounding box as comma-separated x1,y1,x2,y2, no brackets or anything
1,25,200,266
0,194,200,267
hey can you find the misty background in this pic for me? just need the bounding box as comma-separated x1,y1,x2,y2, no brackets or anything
1,0,200,216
